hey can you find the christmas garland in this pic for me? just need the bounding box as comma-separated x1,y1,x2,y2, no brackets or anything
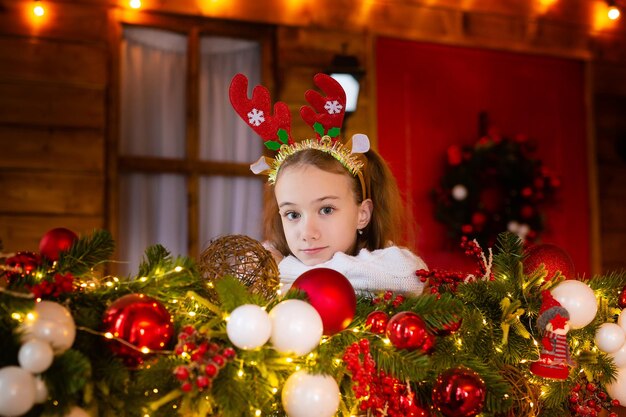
433,131,560,247
0,229,625,417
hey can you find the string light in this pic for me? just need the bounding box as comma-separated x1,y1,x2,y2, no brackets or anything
608,3,621,20
130,0,141,8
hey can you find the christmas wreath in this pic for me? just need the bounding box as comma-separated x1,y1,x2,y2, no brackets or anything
432,129,560,247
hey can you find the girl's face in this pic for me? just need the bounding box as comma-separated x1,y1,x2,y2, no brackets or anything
274,164,372,266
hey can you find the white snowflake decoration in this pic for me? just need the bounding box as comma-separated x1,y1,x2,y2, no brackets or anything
324,100,343,115
247,108,265,126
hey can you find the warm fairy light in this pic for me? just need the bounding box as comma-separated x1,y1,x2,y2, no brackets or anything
113,277,120,282
504,394,510,399
520,359,527,363
172,405,177,409
382,338,390,345
276,289,282,296
255,410,262,417
141,347,150,354
482,319,487,325
609,6,621,20
104,332,114,339
456,338,463,347
106,281,114,287
130,0,141,8
26,312,36,321
334,358,342,364
237,369,244,377
352,328,360,333
533,339,539,346
188,311,196,317
171,299,178,303
295,365,301,371
153,388,158,393
285,357,293,363
174,266,183,272
308,353,316,359
271,387,278,394
11,312,22,321
530,401,535,408
495,346,503,353
139,277,148,282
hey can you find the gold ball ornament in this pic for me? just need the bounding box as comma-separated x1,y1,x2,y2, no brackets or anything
198,235,279,299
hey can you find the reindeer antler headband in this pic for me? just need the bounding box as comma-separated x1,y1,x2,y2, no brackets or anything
229,73,370,200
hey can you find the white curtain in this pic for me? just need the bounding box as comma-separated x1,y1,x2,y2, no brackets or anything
198,37,263,249
119,28,262,276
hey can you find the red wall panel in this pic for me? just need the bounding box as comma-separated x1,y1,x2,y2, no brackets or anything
376,38,590,277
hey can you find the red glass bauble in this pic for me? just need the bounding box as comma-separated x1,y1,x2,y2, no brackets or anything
523,243,575,281
619,286,626,309
435,317,462,336
365,311,389,334
432,368,486,417
39,228,78,261
386,311,428,351
4,251,41,282
102,293,174,366
291,268,356,335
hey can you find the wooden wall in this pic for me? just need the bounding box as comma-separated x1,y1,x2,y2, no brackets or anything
0,0,625,273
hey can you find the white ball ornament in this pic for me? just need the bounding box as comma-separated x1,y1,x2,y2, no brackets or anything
226,304,272,350
595,323,626,354
451,184,468,201
551,280,597,329
618,309,626,332
282,370,340,417
0,366,37,416
23,301,76,353
610,342,626,368
269,300,323,356
34,376,48,404
18,338,54,373
607,367,626,406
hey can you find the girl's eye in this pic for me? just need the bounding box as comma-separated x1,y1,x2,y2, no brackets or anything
284,211,300,221
320,206,334,215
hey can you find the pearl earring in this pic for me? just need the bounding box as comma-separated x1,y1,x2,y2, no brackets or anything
357,229,363,236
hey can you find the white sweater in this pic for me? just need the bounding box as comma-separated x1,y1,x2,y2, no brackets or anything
279,247,427,296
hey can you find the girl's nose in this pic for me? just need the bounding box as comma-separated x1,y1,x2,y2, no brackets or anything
301,217,320,241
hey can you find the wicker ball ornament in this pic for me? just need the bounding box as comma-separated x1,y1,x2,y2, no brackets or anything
198,235,280,299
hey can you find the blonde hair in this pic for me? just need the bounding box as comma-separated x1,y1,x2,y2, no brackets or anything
263,148,405,257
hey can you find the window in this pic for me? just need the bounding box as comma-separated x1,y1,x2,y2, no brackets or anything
111,16,272,275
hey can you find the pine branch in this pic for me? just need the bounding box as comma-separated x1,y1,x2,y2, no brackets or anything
57,229,115,275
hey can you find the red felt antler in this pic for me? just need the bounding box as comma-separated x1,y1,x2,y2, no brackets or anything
300,73,346,140
229,74,293,150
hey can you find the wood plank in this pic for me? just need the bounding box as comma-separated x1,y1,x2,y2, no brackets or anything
598,165,626,198
0,36,107,86
0,172,104,215
0,215,103,254
118,157,257,177
0,0,108,44
0,126,104,172
0,81,105,128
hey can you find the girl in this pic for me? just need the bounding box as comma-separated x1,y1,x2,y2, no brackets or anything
229,73,426,295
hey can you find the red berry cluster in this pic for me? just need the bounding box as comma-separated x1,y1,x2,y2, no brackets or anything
28,272,75,299
569,381,620,417
372,290,405,308
343,339,426,416
3,251,41,282
416,237,492,296
173,325,236,393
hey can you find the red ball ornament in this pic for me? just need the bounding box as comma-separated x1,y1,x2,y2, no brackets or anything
432,367,486,417
102,293,174,366
4,251,41,282
291,268,357,335
365,311,389,334
39,228,78,261
523,243,575,281
386,312,428,351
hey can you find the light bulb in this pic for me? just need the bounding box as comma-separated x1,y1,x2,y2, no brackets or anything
33,1,45,16
608,6,621,20
130,0,141,9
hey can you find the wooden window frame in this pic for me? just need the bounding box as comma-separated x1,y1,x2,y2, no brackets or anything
106,9,275,263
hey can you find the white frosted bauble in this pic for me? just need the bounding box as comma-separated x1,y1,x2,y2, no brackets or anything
0,366,36,416
595,323,626,353
269,300,323,356
226,304,272,350
611,342,626,368
618,309,626,332
34,376,48,404
18,338,54,374
23,301,76,353
282,370,340,417
607,367,626,406
66,406,90,417
551,280,598,329
451,184,468,201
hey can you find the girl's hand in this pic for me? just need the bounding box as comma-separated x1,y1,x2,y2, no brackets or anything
263,241,284,264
